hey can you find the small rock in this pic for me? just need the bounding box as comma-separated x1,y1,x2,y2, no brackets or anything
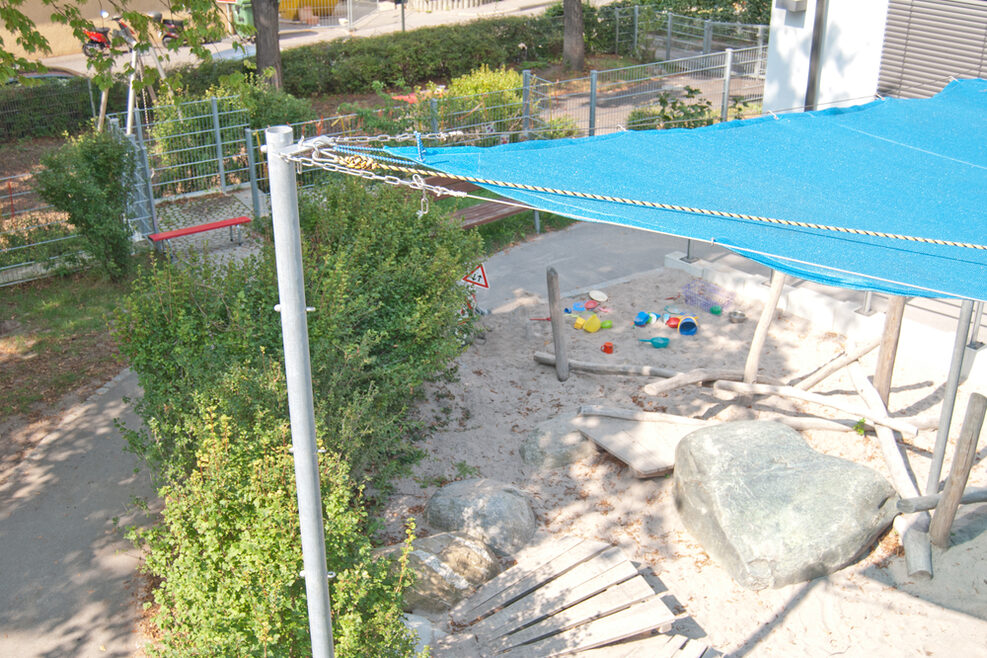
379,532,500,613
425,478,537,556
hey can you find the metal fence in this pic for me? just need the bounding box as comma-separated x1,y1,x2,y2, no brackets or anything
0,75,99,141
278,0,381,27
601,7,768,59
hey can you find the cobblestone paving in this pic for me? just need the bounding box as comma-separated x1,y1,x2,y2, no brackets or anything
153,193,262,264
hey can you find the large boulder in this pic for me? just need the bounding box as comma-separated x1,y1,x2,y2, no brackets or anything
425,478,537,556
520,415,598,469
378,532,501,613
674,421,897,590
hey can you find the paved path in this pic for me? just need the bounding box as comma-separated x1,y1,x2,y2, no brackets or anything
0,370,153,658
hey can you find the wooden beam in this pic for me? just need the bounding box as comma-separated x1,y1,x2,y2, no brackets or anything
898,486,987,513
712,379,920,436
644,368,783,396
791,338,881,390
743,272,786,387
929,392,986,547
873,295,907,407
546,267,569,382
534,352,677,378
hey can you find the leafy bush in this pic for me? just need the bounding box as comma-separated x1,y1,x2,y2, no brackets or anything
115,177,481,654
626,86,714,130
412,65,526,142
35,129,137,279
133,363,416,657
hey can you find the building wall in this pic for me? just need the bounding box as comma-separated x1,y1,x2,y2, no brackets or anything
763,0,890,113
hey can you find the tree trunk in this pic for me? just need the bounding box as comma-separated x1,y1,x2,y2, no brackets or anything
253,0,283,89
563,0,585,72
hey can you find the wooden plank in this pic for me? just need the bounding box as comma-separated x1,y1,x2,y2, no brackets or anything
474,549,638,642
429,632,482,657
575,633,682,657
452,537,607,626
455,201,530,229
491,576,657,653
675,639,712,658
570,416,698,478
498,595,677,658
930,392,986,547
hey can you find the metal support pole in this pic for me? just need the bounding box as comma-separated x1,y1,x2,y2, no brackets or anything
927,299,975,495
429,98,439,133
666,13,672,61
720,48,733,122
124,49,139,135
265,126,335,658
632,6,639,54
968,300,984,348
681,239,698,263
857,290,876,316
401,0,406,31
588,70,598,137
211,98,227,193
87,78,96,120
703,20,712,54
346,0,353,29
521,70,531,140
245,128,262,221
533,209,541,234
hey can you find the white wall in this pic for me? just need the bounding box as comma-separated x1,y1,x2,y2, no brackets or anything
763,0,890,114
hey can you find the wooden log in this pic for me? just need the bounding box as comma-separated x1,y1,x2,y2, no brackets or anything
743,271,786,387
712,379,920,436
791,338,881,390
546,267,569,382
644,368,783,396
929,392,986,547
873,296,907,407
578,405,707,425
898,487,987,513
534,352,677,378
848,362,932,578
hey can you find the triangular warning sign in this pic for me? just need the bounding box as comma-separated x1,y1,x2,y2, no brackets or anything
462,264,489,289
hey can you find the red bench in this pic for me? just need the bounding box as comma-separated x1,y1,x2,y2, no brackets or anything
148,216,251,244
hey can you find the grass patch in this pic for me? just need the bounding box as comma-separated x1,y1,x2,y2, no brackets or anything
0,269,133,420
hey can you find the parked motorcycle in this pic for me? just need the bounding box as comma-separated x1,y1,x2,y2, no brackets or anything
147,11,185,47
81,11,137,58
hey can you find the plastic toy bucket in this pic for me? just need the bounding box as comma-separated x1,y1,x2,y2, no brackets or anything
678,316,698,335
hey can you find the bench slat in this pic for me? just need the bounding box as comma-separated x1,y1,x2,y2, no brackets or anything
148,216,251,242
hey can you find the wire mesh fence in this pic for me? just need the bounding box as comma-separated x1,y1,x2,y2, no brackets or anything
0,75,98,141
600,7,768,60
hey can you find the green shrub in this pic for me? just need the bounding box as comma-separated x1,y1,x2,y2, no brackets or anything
133,362,416,657
35,129,137,279
626,86,714,130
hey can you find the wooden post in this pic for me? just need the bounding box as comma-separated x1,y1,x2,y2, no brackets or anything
546,267,569,382
873,295,907,407
929,393,986,547
744,272,786,387
96,88,110,132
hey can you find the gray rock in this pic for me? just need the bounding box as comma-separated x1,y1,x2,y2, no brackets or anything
425,478,537,556
520,416,597,469
674,421,897,590
379,532,501,613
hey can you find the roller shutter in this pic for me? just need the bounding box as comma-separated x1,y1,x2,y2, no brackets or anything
878,0,987,98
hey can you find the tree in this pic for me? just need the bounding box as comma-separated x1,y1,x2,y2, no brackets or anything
0,0,226,86
563,0,584,72
251,0,283,89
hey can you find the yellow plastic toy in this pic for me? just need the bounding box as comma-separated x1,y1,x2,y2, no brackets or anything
583,314,602,333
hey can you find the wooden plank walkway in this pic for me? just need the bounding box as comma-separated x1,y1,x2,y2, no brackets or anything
433,536,713,657
425,175,532,230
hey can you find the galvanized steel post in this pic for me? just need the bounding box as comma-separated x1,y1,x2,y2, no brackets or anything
588,70,598,137
521,70,531,140
245,128,262,221
665,12,673,60
265,126,335,658
211,97,227,193
632,6,639,54
720,48,733,122
702,19,712,54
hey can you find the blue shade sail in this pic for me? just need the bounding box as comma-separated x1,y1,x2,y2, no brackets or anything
386,79,987,300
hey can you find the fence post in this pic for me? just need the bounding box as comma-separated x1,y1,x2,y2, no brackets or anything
969,301,984,348
632,6,639,55
429,98,439,133
245,128,262,220
133,111,160,236
614,7,620,55
210,98,227,193
720,48,734,122
703,19,712,54
757,24,765,53
521,69,531,140
87,78,96,120
588,70,598,137
666,12,673,60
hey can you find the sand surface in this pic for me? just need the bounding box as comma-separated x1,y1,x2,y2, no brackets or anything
382,267,987,656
